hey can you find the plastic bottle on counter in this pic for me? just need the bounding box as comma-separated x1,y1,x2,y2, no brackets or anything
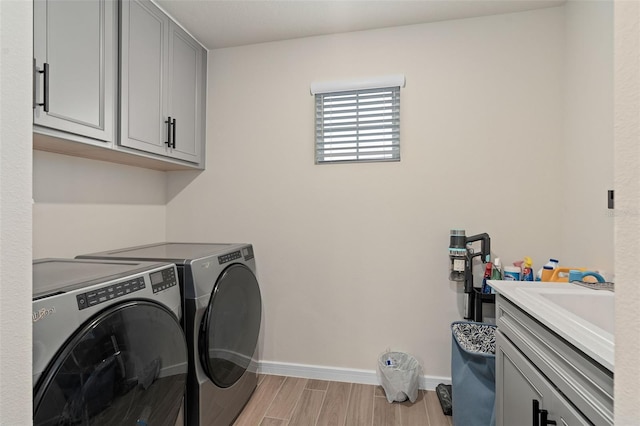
522,256,534,281
482,262,493,294
545,258,559,269
540,266,554,281
536,258,559,281
503,266,521,281
491,258,502,280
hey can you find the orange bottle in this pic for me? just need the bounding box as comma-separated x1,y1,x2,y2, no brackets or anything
548,267,586,282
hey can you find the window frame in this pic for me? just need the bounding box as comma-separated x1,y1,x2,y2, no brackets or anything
311,75,404,165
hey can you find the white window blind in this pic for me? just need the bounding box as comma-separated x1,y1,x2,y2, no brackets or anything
314,85,401,164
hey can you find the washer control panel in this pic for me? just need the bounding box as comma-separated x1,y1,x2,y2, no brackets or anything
75,267,177,310
76,277,145,310
218,250,241,265
242,245,254,260
150,267,177,294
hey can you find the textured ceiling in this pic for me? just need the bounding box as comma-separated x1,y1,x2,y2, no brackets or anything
155,0,565,50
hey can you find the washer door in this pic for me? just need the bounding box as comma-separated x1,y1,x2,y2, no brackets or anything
199,263,262,388
33,301,188,426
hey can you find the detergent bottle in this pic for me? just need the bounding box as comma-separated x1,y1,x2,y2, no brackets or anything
540,266,554,281
522,256,534,281
538,258,559,281
549,267,586,282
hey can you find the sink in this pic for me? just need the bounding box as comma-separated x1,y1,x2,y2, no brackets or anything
518,287,615,335
490,280,615,371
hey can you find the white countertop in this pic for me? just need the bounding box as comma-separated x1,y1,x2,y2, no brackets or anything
488,280,614,372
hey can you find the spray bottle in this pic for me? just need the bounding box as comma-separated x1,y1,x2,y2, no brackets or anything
522,256,534,281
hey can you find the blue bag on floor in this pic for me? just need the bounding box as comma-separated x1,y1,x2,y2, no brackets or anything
451,321,496,426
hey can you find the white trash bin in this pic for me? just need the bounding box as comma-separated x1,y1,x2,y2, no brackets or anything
377,351,421,403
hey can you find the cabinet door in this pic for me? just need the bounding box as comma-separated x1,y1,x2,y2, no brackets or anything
120,0,170,156
120,0,204,165
33,0,116,142
167,23,205,164
496,331,590,426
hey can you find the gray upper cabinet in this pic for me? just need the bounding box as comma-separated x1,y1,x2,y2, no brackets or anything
33,0,117,143
33,0,206,171
168,23,206,163
120,0,205,165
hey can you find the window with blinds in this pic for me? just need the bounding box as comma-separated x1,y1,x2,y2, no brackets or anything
314,86,401,164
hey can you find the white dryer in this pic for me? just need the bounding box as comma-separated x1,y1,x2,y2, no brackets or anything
32,258,188,426
78,243,262,426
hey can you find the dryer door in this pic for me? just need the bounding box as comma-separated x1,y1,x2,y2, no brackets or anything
199,263,262,388
33,301,188,426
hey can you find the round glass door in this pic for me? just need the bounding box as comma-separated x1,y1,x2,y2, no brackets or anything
34,301,188,426
198,264,262,388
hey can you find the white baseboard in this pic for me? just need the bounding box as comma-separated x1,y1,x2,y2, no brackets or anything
258,360,451,391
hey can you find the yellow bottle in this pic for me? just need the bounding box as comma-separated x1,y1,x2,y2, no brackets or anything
522,256,534,281
541,266,554,281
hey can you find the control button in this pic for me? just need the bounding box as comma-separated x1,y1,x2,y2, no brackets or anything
219,251,242,263
77,294,87,310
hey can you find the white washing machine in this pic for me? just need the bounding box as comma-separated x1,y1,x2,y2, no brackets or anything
32,258,188,425
78,243,262,426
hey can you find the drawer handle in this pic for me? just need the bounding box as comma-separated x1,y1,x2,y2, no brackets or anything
32,58,36,109
533,399,557,426
171,118,176,148
35,62,49,112
165,116,172,147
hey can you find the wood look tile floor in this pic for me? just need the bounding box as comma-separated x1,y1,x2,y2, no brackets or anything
233,375,453,426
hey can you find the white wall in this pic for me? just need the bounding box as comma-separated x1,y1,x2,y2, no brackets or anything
561,0,614,275
0,0,33,422
613,0,640,422
167,8,566,378
33,151,168,258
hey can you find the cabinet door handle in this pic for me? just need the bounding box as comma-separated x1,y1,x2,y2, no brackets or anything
540,410,557,426
165,116,172,147
32,58,37,109
533,399,557,426
171,118,176,149
36,62,49,112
